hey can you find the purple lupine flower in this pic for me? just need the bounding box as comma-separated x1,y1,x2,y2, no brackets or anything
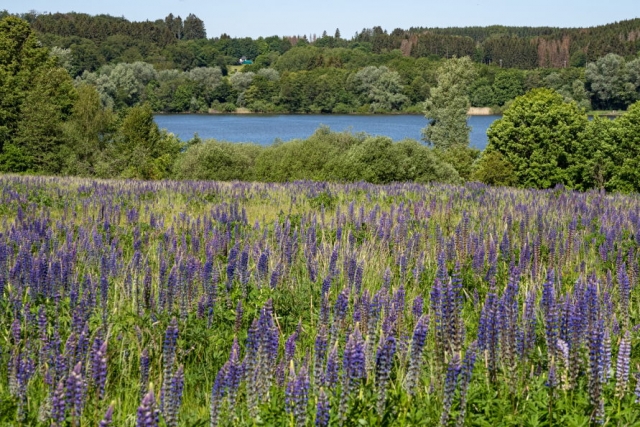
542,270,559,361
588,320,605,424
618,266,631,328
431,276,445,367
91,338,108,399
140,348,150,400
226,245,238,291
66,362,86,420
226,338,242,411
285,329,299,363
315,388,330,427
405,314,429,395
354,262,363,295
324,345,339,389
314,325,329,384
51,379,66,426
603,328,612,381
616,330,631,396
439,353,461,427
375,335,396,416
286,362,310,427
137,390,159,427
165,365,184,427
161,318,179,414
343,329,366,385
99,404,114,427
339,329,365,424
257,251,269,283
329,245,339,277
321,275,332,296
234,300,243,334
412,295,424,319
334,290,349,328
270,263,281,289
210,364,228,427
546,361,558,389
456,342,478,427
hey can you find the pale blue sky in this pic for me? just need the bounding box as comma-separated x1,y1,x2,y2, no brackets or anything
6,0,640,39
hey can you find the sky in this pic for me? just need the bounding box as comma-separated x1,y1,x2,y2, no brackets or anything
6,0,640,39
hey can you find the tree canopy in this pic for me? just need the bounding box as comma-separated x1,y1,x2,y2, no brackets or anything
486,88,587,189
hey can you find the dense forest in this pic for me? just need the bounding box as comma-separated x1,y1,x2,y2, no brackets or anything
1,12,640,192
0,10,638,115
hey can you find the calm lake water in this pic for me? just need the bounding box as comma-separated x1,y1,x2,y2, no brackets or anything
154,114,500,150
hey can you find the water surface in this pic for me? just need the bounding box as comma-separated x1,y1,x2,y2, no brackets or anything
154,114,500,150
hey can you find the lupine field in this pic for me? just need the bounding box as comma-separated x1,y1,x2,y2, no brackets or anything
2,175,640,426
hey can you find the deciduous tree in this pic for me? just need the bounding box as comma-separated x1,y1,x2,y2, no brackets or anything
486,88,587,189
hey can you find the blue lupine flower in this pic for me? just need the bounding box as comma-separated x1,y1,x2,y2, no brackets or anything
315,388,330,427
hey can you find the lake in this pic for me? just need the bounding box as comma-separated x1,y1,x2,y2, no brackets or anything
154,114,500,150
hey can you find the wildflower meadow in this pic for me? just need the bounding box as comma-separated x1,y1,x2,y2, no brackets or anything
1,175,640,426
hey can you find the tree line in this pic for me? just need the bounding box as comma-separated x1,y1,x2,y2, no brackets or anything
6,10,639,72
72,50,640,114
2,15,640,193
2,11,639,113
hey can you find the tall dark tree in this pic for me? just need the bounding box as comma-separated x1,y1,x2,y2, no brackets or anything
183,13,206,40
164,13,183,40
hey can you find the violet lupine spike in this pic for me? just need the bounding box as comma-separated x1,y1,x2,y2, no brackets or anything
140,348,150,400
293,363,310,427
412,295,424,320
339,328,366,425
616,330,631,397
324,344,340,389
161,317,179,414
456,342,478,427
137,389,160,427
588,319,606,425
234,300,243,334
285,362,297,416
285,329,299,363
439,353,461,427
226,339,243,413
66,362,86,420
165,365,184,427
92,338,108,399
375,334,396,417
618,265,631,328
51,379,66,427
99,404,114,427
285,361,310,427
405,314,429,395
542,270,559,361
315,388,330,427
210,364,228,427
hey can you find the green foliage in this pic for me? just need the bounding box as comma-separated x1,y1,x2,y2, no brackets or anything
96,104,182,179
62,84,116,176
572,116,619,191
586,53,639,110
606,103,637,182
492,69,524,106
173,139,260,181
487,88,587,189
434,145,481,181
423,56,477,149
0,16,76,174
472,150,518,186
175,128,459,184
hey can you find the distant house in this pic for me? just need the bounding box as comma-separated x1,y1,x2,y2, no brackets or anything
239,56,253,65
